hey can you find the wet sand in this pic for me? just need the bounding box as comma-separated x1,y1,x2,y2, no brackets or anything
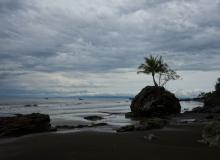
0,123,220,160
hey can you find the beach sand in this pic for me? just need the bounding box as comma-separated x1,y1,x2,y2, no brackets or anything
0,123,220,160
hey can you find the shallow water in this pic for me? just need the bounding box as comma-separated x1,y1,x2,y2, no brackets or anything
0,97,203,131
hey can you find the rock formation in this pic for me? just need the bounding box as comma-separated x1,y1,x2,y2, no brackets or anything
200,121,220,147
0,113,54,137
130,86,181,117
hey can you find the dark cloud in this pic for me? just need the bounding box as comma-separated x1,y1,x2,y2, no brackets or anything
0,0,220,96
0,0,25,13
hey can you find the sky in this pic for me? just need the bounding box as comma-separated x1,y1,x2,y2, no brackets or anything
0,0,220,98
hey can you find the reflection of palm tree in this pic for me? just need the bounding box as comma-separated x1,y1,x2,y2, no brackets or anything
137,55,165,87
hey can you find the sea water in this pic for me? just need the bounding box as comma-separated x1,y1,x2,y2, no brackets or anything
0,97,203,131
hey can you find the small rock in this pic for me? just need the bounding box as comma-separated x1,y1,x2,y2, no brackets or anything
206,115,214,119
117,118,167,132
191,107,204,113
197,139,207,144
144,134,158,141
117,125,135,132
125,112,135,118
24,104,32,107
90,123,107,127
84,115,103,121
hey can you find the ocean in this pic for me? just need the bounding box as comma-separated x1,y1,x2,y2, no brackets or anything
0,97,203,132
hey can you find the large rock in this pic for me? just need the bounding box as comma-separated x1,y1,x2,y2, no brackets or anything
0,113,53,137
130,86,181,117
201,121,220,147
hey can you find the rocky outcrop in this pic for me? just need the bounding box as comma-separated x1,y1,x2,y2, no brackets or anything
203,92,220,113
190,92,220,113
200,121,220,147
130,86,181,117
0,113,54,137
194,79,220,113
117,118,167,132
56,123,107,129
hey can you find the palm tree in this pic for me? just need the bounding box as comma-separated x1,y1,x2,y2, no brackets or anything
137,55,166,87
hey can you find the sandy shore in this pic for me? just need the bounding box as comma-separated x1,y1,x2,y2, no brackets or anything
0,122,220,160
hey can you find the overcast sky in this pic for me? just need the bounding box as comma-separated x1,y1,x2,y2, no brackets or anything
0,0,220,97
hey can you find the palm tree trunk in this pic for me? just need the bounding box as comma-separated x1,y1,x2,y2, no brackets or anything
152,73,158,87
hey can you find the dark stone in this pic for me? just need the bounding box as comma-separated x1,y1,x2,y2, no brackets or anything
206,115,214,119
139,118,167,129
24,104,38,107
117,125,135,132
90,123,107,127
201,121,220,147
191,107,204,113
84,115,103,121
56,125,78,129
56,123,108,130
125,112,135,118
117,118,167,132
0,113,53,137
130,86,181,117
24,104,32,107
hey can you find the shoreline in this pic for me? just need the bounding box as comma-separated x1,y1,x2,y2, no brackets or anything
1,116,220,160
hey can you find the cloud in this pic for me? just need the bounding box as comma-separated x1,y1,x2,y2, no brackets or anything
0,0,220,96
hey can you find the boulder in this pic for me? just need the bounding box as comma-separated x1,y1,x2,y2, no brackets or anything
201,121,220,147
130,86,181,117
0,113,53,137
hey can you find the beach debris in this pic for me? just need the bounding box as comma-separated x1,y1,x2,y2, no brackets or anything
84,115,103,121
144,134,158,141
